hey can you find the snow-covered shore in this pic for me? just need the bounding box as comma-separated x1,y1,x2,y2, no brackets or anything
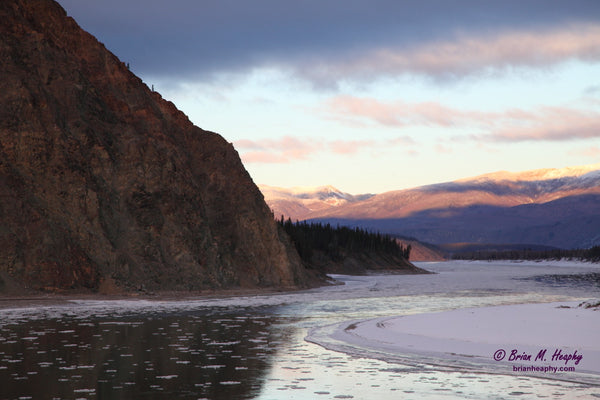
308,300,600,384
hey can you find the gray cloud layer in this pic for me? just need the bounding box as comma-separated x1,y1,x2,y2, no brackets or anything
57,0,600,86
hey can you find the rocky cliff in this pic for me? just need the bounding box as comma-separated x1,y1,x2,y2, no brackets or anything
0,0,316,293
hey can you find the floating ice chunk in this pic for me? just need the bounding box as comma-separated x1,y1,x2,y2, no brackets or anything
156,375,178,379
207,341,241,346
73,389,95,393
249,338,267,343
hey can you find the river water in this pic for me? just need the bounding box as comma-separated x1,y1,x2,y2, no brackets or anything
1,261,599,399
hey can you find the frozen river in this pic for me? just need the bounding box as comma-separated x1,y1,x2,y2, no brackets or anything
1,261,599,399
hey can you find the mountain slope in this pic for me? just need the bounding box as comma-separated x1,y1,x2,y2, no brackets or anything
0,0,315,292
307,164,600,220
320,193,600,249
262,164,600,249
259,184,373,221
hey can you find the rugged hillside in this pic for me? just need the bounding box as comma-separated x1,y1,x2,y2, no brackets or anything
321,194,600,249
265,164,600,249
261,185,443,264
0,0,316,293
307,164,600,220
395,238,446,262
259,184,373,221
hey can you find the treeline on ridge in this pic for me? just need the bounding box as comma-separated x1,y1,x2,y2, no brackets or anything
451,246,600,262
278,217,411,264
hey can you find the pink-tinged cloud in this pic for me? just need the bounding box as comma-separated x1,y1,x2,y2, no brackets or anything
325,96,403,127
240,151,289,164
234,139,266,150
328,140,376,155
324,95,494,128
387,136,417,146
571,146,600,158
299,24,600,84
485,107,600,142
323,96,600,143
234,135,415,164
234,136,321,163
435,144,453,154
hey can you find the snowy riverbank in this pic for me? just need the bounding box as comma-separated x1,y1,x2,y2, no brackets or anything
308,300,600,384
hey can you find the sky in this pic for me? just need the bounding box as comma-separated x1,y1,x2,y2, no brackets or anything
56,0,600,194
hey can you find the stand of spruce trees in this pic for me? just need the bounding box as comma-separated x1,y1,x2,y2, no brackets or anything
278,217,411,264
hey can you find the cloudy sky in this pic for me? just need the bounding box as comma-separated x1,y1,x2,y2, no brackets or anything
57,0,600,193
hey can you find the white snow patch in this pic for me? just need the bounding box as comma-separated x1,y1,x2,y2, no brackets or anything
310,301,600,380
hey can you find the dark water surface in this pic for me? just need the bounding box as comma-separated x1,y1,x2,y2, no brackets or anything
1,261,600,399
0,307,293,399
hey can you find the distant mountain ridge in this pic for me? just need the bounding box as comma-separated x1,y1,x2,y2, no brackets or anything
307,163,600,220
260,163,600,249
259,184,373,221
461,164,600,183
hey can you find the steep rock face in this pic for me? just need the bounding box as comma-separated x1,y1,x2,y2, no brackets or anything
0,0,312,292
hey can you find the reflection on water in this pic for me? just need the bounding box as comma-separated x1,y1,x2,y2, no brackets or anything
0,309,292,399
1,261,600,399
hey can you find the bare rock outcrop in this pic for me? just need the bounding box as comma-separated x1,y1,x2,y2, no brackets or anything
0,0,316,292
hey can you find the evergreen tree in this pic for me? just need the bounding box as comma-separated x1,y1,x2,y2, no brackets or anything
277,219,409,264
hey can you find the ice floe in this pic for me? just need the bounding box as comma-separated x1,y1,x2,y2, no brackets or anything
307,300,600,384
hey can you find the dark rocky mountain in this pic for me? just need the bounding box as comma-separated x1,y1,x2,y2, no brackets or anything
263,165,600,250
0,0,318,293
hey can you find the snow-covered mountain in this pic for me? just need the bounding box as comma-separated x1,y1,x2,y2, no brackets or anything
465,164,600,182
261,163,600,249
258,184,373,221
